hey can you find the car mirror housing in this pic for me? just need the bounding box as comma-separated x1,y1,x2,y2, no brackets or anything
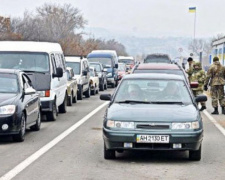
195,95,207,103
25,87,36,95
53,67,63,78
100,94,111,101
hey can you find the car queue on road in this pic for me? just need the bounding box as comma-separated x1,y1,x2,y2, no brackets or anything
0,41,207,162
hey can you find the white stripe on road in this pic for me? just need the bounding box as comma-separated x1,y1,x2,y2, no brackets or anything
0,102,109,180
203,110,225,136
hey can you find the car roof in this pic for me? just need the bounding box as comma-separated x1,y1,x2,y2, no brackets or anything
136,63,180,70
65,56,83,62
123,73,183,81
87,52,113,58
118,56,134,60
0,41,63,53
0,69,22,74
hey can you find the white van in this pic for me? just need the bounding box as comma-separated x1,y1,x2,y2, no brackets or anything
0,41,68,121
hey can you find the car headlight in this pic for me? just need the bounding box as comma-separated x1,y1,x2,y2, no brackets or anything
0,105,16,115
106,120,134,129
172,121,200,130
107,73,112,77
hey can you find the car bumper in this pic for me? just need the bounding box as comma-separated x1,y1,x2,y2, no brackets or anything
107,77,115,84
0,113,21,135
40,100,54,112
103,128,203,151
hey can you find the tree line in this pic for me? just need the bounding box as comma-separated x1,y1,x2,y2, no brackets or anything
0,3,128,56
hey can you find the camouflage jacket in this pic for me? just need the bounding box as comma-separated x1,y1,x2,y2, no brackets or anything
204,61,225,86
190,69,206,91
186,61,195,81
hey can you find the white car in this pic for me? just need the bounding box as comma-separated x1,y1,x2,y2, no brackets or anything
0,41,68,121
89,67,99,95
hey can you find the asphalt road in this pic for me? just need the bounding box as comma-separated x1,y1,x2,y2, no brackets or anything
0,88,225,180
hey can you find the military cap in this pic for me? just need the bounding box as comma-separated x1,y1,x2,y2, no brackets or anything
213,57,219,62
187,57,193,62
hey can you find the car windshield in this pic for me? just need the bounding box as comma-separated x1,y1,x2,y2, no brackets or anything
145,58,171,63
66,62,80,75
0,52,49,72
0,73,19,93
114,79,192,104
88,58,112,68
118,64,126,71
90,69,95,77
119,59,134,65
89,64,101,72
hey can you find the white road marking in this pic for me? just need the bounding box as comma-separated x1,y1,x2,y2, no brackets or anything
203,110,225,136
0,102,109,180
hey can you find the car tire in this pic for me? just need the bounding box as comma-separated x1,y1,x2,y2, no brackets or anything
115,80,118,87
13,113,26,142
91,86,96,96
100,83,104,91
67,95,73,106
104,143,116,160
78,87,83,100
59,93,67,113
85,86,91,98
104,82,108,90
30,108,41,131
111,83,115,88
73,93,77,103
46,100,58,121
189,145,201,161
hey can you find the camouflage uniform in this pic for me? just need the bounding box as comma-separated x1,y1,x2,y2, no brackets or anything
186,61,195,82
204,61,225,108
190,62,206,106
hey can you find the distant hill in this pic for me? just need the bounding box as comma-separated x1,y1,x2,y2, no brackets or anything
84,27,192,58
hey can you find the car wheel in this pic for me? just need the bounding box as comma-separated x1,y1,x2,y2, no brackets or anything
46,100,58,121
189,145,201,161
104,82,108,90
115,80,118,87
13,113,26,142
78,87,83,100
67,95,73,106
73,94,77,103
30,108,41,131
100,83,104,91
59,93,67,113
104,143,116,160
111,83,115,88
85,86,91,98
91,86,96,96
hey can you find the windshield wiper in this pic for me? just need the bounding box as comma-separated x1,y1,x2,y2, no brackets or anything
149,101,184,105
23,70,46,74
116,100,151,104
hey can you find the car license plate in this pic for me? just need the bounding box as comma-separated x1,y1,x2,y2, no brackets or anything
136,135,169,143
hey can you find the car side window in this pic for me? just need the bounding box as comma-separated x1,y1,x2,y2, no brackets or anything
51,54,57,74
22,75,31,90
82,61,85,72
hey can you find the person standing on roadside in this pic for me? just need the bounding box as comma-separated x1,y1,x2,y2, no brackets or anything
190,62,206,111
186,57,195,82
204,56,225,115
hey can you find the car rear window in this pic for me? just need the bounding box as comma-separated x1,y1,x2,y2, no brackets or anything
134,69,183,75
144,55,171,63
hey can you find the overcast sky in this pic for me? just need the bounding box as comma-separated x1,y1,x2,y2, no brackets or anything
0,0,224,38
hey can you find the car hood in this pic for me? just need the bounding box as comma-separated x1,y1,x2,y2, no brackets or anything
107,103,198,122
26,73,51,91
0,93,19,106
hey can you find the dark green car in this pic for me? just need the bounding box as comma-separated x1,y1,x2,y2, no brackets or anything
100,73,207,161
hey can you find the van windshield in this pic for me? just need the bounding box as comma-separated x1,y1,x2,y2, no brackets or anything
88,58,112,68
66,62,80,75
0,52,49,73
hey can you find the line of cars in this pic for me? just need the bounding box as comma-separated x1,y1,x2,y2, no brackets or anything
0,41,133,142
100,53,208,161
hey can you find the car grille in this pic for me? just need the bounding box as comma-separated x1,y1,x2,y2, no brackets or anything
135,143,172,149
136,124,170,130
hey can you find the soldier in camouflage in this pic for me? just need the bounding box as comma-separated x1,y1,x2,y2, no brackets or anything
190,62,206,111
204,56,225,114
186,57,195,82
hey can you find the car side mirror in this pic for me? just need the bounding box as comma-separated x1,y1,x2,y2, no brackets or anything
25,87,36,95
100,94,111,101
195,95,207,103
83,70,87,76
115,64,118,68
190,82,199,89
53,67,63,78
